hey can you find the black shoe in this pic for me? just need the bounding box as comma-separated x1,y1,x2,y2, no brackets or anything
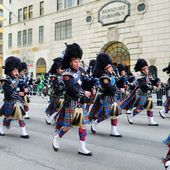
159,111,165,119
25,117,30,120
52,144,58,151
148,123,159,126
20,135,30,139
78,151,92,156
110,134,122,137
91,126,96,134
0,133,5,136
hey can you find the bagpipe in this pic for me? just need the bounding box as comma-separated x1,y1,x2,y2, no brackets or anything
80,62,98,92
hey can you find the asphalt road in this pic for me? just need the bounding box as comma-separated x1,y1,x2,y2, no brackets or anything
0,94,169,170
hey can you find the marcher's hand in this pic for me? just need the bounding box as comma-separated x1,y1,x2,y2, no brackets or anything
85,91,91,98
24,88,29,93
91,86,96,95
19,92,25,96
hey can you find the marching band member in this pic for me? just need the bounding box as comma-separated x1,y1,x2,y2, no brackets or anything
52,43,92,156
127,59,159,126
163,133,170,170
45,57,64,124
159,62,170,119
18,62,30,119
0,56,29,138
89,53,122,137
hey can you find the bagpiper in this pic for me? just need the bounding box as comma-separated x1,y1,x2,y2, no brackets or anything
18,62,30,119
89,53,122,137
159,62,170,119
127,59,159,126
163,133,170,170
52,43,92,156
45,57,64,124
0,56,29,138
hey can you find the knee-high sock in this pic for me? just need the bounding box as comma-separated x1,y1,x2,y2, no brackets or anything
3,118,12,127
79,128,87,141
111,118,118,126
58,127,69,138
18,120,25,127
147,110,153,117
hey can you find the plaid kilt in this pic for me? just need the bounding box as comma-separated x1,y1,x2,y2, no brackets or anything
56,102,89,127
89,95,119,122
0,101,25,120
46,96,60,116
119,93,137,110
164,98,170,112
135,95,148,111
163,133,170,146
0,101,14,117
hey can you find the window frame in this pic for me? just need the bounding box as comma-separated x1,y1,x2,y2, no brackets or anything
55,19,72,40
8,33,12,48
39,26,44,43
40,1,44,16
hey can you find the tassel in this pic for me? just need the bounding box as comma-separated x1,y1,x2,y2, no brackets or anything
56,99,64,110
110,103,118,119
146,98,153,110
10,102,24,120
72,107,83,127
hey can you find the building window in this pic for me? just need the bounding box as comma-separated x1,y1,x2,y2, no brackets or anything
28,5,33,19
57,0,63,11
78,0,83,5
40,1,44,16
17,31,22,47
18,9,22,22
55,19,72,40
28,28,32,45
64,0,76,8
0,9,3,16
0,44,2,54
8,33,12,48
0,33,3,40
39,26,44,43
23,7,27,20
9,0,12,4
0,21,2,28
9,12,12,24
23,30,27,46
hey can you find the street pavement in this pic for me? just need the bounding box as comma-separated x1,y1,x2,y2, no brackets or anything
0,93,169,170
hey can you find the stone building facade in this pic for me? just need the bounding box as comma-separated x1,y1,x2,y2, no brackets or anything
3,0,170,81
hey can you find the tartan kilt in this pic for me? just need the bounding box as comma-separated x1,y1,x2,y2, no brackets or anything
46,96,60,116
119,87,138,110
164,98,170,111
0,102,14,117
89,95,119,122
0,101,25,120
135,95,148,110
88,95,101,121
56,103,89,127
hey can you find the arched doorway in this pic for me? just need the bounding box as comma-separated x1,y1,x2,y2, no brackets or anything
101,41,130,73
36,58,46,75
149,65,157,78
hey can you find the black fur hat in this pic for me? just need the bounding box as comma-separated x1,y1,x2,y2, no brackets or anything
89,59,96,67
93,53,112,78
19,62,27,72
162,62,170,74
62,43,83,69
49,57,63,74
4,56,22,75
117,64,126,75
134,59,148,72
